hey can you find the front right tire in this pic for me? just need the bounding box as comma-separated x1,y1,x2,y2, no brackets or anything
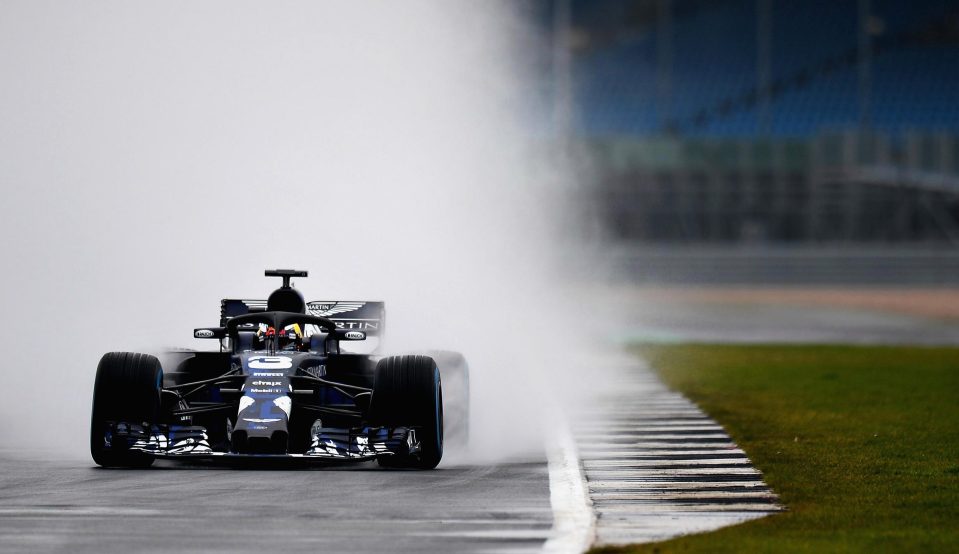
90,352,163,468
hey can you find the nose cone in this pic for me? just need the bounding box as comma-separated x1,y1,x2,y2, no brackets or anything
234,389,292,454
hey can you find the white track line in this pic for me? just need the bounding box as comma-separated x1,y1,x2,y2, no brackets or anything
578,441,741,450
589,490,779,501
580,445,746,458
589,480,769,491
542,422,595,554
590,456,749,463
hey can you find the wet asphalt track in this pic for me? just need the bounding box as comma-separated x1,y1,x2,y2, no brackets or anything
0,454,553,554
4,302,951,553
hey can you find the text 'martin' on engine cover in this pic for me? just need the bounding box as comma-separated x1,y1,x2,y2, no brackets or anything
220,300,385,333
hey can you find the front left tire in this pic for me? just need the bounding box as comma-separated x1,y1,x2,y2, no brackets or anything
369,355,443,469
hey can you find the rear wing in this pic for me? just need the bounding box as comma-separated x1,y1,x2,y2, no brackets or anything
220,299,386,334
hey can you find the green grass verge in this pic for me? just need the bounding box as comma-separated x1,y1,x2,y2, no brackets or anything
592,344,959,554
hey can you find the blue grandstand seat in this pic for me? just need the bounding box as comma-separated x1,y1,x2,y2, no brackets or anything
569,0,959,137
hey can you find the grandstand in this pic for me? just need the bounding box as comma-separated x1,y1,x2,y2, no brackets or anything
556,0,959,245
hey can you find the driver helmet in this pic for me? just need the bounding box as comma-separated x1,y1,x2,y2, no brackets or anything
278,323,303,351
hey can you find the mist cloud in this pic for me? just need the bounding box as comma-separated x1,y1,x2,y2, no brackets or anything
0,1,612,462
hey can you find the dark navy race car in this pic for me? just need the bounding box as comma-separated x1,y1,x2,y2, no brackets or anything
90,269,469,469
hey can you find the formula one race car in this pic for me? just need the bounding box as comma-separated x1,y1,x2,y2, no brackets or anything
90,269,469,469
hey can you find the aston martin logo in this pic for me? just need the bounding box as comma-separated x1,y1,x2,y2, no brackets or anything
307,301,367,317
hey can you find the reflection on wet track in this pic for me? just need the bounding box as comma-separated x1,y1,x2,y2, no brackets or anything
0,455,553,554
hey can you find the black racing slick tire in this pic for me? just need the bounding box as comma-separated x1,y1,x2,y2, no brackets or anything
90,352,163,468
370,355,443,469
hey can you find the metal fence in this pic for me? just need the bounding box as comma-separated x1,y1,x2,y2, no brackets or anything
587,131,959,243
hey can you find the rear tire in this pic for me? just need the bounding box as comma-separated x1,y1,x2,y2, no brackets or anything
370,355,443,469
426,350,470,452
90,352,163,468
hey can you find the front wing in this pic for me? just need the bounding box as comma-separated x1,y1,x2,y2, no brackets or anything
102,422,419,462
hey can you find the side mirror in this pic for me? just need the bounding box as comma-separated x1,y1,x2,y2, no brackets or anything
334,330,367,341
194,327,227,339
